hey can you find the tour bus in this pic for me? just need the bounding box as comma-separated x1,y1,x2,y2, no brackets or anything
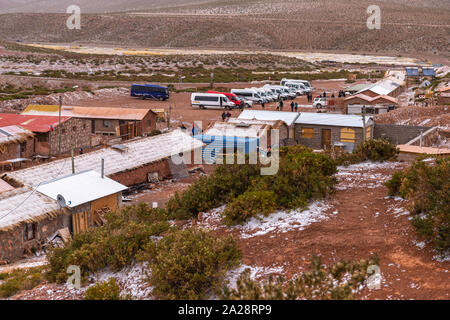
280,79,313,92
190,93,236,109
130,84,169,100
206,91,253,108
230,89,264,104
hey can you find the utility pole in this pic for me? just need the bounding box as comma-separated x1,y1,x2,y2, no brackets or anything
362,105,367,141
58,96,62,155
167,105,172,130
70,135,75,174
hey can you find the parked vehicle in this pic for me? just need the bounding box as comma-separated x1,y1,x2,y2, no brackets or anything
284,82,308,95
191,93,236,109
130,84,169,100
251,87,273,103
231,89,264,104
280,79,313,92
313,97,328,109
206,91,253,108
263,85,294,100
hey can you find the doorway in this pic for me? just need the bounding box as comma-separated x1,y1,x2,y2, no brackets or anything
321,129,331,149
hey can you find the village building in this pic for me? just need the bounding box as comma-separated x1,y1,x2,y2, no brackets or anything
0,130,204,262
0,170,127,262
0,125,34,164
344,94,399,114
22,105,157,140
438,86,450,105
0,113,91,158
236,110,299,144
294,113,374,152
355,78,404,98
194,119,285,163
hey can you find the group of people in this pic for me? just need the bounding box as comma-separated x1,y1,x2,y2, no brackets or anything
221,111,232,121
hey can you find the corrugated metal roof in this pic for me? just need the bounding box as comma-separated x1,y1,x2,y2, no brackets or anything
0,125,33,145
23,105,153,121
205,121,268,138
358,79,401,96
238,110,299,126
0,114,70,133
345,94,398,105
36,170,127,208
9,130,204,188
295,113,372,128
398,145,450,155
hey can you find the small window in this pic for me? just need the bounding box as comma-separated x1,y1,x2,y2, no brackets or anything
341,128,356,143
103,120,112,128
147,120,151,126
72,126,77,131
24,223,36,241
301,128,314,138
20,142,27,153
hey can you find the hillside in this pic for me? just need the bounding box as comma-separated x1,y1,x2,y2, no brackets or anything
0,0,448,57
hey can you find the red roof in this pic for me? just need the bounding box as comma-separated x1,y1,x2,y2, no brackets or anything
0,114,71,133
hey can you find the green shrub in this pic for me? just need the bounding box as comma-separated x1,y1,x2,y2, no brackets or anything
167,146,337,225
47,204,170,283
385,158,449,254
149,129,162,136
0,267,46,298
143,229,241,300
84,278,123,300
354,138,399,162
223,190,277,225
221,256,379,300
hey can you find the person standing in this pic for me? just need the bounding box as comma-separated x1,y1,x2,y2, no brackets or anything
221,111,226,121
226,111,231,120
290,101,294,112
261,101,265,109
295,102,298,112
279,99,284,111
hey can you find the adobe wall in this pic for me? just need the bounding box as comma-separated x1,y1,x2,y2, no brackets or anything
373,124,431,145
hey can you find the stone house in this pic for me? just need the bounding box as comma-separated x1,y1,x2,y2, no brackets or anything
294,113,374,152
0,125,34,162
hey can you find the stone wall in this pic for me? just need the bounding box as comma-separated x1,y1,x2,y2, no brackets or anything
49,118,92,155
373,124,432,145
0,136,34,162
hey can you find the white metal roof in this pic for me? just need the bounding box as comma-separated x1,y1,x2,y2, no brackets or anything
358,79,401,96
205,122,268,138
9,130,204,187
238,110,299,126
295,113,372,128
36,170,127,208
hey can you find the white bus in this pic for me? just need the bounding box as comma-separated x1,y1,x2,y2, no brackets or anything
190,93,236,109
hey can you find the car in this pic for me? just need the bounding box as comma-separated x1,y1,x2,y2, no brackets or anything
313,97,328,108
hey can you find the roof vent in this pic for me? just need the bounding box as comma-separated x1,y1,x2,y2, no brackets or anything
111,144,128,152
235,122,250,128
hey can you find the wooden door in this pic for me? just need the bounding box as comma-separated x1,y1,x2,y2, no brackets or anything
321,129,331,150
72,211,90,235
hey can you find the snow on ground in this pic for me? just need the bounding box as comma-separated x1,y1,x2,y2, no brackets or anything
235,201,333,239
224,264,285,290
0,255,47,274
335,161,404,190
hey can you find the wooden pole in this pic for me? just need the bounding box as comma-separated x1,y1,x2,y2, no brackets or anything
58,96,62,155
71,135,75,174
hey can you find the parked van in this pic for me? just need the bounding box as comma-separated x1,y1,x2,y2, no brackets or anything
280,79,313,92
206,91,253,108
251,87,273,103
231,89,264,104
284,82,307,95
313,97,328,109
263,85,295,100
191,93,236,109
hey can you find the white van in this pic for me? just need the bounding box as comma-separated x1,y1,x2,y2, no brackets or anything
284,82,307,95
250,87,273,103
263,85,294,100
191,93,236,110
280,79,313,92
231,89,264,104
